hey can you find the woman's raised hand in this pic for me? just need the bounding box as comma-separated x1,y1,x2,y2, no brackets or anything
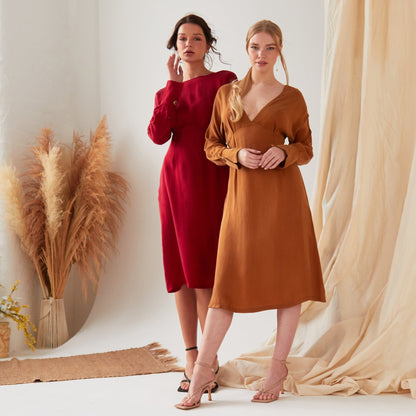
237,149,263,169
259,146,286,170
167,53,183,82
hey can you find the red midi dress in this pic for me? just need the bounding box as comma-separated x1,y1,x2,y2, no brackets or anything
148,70,237,292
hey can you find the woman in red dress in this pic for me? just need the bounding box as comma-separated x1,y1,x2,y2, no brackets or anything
147,14,236,392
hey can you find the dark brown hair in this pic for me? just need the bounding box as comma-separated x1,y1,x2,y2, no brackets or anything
166,14,221,66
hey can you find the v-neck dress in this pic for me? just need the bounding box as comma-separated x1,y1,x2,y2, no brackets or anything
148,70,237,293
204,83,326,312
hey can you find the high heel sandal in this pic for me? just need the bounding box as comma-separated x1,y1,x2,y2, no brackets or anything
177,346,198,393
177,348,219,394
209,365,219,393
251,359,288,403
174,361,216,410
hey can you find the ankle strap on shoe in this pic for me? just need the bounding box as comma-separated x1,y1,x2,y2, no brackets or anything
272,358,288,372
185,346,198,351
195,361,215,373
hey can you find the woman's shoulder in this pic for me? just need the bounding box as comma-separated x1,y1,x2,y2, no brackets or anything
284,85,303,97
213,80,236,102
284,85,306,101
212,70,237,84
282,85,308,109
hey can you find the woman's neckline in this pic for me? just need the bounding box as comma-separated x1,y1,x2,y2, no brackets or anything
182,70,224,83
243,84,289,122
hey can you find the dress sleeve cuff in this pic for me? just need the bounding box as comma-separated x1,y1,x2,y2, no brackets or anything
275,145,294,168
221,148,241,169
164,81,183,107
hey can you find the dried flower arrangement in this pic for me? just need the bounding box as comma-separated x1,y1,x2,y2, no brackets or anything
0,116,129,347
0,281,36,351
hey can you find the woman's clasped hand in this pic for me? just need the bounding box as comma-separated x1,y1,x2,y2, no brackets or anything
237,146,286,170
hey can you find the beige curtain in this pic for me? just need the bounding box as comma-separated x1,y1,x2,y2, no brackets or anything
219,0,416,398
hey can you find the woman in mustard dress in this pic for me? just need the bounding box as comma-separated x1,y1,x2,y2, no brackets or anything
175,20,325,410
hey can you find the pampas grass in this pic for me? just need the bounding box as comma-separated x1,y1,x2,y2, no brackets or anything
0,166,26,241
0,116,129,300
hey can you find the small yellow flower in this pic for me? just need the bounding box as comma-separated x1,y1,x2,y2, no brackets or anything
0,280,36,351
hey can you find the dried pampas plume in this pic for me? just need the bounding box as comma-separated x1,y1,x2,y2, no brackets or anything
0,116,129,300
39,145,65,241
0,165,26,240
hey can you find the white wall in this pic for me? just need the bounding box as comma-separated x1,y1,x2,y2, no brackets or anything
0,0,324,358
0,0,99,353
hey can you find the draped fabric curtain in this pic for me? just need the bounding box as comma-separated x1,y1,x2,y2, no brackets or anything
219,0,416,398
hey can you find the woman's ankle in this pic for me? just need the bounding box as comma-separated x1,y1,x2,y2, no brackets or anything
185,347,198,364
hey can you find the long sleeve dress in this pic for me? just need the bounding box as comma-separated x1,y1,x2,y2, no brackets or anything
204,82,326,312
148,70,237,293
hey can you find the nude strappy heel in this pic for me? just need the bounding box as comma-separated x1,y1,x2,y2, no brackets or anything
251,359,288,403
174,361,216,410
177,348,219,394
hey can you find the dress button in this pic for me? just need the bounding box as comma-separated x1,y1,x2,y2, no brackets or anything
173,99,178,106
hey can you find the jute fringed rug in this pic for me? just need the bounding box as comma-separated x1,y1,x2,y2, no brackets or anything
0,343,182,386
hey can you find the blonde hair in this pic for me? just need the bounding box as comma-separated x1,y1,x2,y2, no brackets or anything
229,20,289,122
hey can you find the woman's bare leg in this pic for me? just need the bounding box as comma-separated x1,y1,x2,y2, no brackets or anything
178,307,233,407
194,288,213,332
252,303,301,401
195,288,219,369
175,286,199,389
175,287,216,390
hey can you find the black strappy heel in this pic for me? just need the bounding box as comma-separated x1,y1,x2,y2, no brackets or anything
177,346,198,393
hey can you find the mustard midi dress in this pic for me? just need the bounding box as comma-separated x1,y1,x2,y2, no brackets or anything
204,83,326,312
